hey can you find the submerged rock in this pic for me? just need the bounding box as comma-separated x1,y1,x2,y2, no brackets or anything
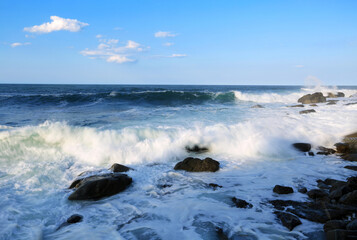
292,143,312,152
251,104,264,108
327,100,338,105
68,173,132,200
274,211,302,231
299,109,316,114
298,187,308,194
110,163,132,172
209,183,222,190
57,214,83,230
273,185,294,194
298,92,326,104
232,197,253,208
185,145,209,153
289,104,304,107
174,157,219,172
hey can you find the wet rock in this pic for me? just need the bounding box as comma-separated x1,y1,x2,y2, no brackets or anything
289,104,304,107
317,181,330,189
298,92,326,104
344,166,357,171
292,143,312,152
324,220,348,232
110,163,131,172
209,183,222,190
347,219,357,230
68,173,132,200
307,189,328,199
158,184,172,189
273,185,294,194
342,154,357,162
310,104,318,107
325,229,357,240
174,157,219,172
327,100,338,105
345,102,357,106
324,178,345,186
215,227,229,240
317,146,336,155
308,151,315,156
335,143,349,154
185,145,209,153
57,214,83,230
298,187,307,194
339,190,357,205
232,197,253,208
274,211,302,231
299,109,316,114
327,92,345,98
251,104,264,108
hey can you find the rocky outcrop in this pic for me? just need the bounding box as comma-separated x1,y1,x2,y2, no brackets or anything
316,146,336,155
298,92,326,104
327,92,345,98
292,143,311,152
299,109,316,114
273,185,294,194
109,163,132,172
232,197,253,208
274,211,302,231
68,173,132,200
174,157,219,172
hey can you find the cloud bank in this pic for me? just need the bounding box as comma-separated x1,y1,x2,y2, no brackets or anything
24,16,89,33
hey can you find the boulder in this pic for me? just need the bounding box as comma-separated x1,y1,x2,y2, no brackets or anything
209,183,222,190
298,187,308,194
307,189,328,199
57,214,83,230
174,157,219,172
292,143,312,152
327,100,338,105
68,173,132,201
185,145,209,153
298,92,326,104
274,211,302,231
343,132,357,152
110,163,131,172
325,229,357,240
334,143,349,154
342,154,357,162
339,190,357,205
251,104,264,108
344,166,357,171
324,220,348,232
232,197,253,208
273,185,294,194
327,92,345,98
299,109,316,114
317,146,336,155
289,104,304,107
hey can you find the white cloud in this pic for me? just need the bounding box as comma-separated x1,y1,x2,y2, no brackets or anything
96,34,103,38
295,65,304,68
11,42,31,48
24,16,89,33
154,31,177,38
163,42,174,47
80,38,145,64
170,53,186,58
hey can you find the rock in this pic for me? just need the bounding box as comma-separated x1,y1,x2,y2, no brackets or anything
307,189,328,199
57,214,83,230
292,143,312,152
298,187,308,194
158,184,172,189
342,154,357,162
298,92,326,104
317,146,336,155
308,151,315,156
334,143,349,154
273,185,294,194
339,190,357,205
232,197,253,208
209,183,222,190
344,166,357,171
68,173,132,201
174,157,219,172
327,92,345,98
324,178,345,186
327,100,338,105
110,163,131,172
344,132,357,152
347,219,357,230
299,109,316,114
274,211,302,231
345,102,357,106
324,220,348,232
310,104,318,107
289,104,304,107
251,104,264,108
185,145,209,153
317,181,330,189
215,227,229,240
325,229,357,240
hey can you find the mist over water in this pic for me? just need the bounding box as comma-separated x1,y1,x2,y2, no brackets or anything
0,84,357,239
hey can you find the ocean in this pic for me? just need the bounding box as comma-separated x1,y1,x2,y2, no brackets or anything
0,84,356,239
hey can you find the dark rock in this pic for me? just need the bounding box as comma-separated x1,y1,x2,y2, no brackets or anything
251,104,264,108
289,104,304,107
325,229,357,240
298,92,326,104
317,146,336,155
174,157,219,172
215,227,229,240
324,220,348,232
68,173,132,201
273,185,294,194
298,187,308,194
327,92,345,98
185,145,209,153
344,166,357,171
339,190,357,205
335,143,349,154
308,151,315,156
310,104,318,106
232,197,253,208
345,102,357,106
269,199,357,223
317,181,330,189
292,143,312,152
274,211,302,231
324,178,345,186
110,163,131,172
327,100,338,105
299,109,316,114
158,184,172,189
57,214,83,230
307,189,328,199
342,154,357,162
209,183,222,190
347,219,357,230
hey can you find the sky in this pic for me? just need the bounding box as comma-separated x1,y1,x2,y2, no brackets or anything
0,0,356,85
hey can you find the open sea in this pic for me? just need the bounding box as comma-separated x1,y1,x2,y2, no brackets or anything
0,84,357,240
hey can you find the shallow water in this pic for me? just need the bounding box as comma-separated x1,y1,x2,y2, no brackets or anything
0,84,357,239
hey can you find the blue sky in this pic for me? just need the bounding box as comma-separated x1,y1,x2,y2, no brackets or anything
0,0,356,85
